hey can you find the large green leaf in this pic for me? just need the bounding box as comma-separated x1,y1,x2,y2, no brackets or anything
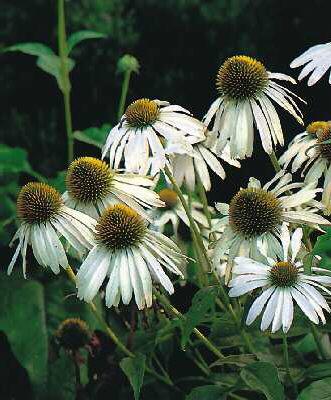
120,354,146,400
180,287,218,349
306,362,331,380
0,144,32,174
312,228,331,256
67,30,106,53
298,378,331,399
46,351,75,400
186,385,227,400
73,124,111,149
240,362,285,400
2,42,54,56
0,274,48,397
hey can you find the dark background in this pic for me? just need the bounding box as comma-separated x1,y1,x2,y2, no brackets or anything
1,0,331,203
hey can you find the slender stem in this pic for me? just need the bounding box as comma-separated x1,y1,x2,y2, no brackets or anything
57,0,74,164
164,166,211,279
73,352,81,389
65,266,175,388
282,332,298,397
117,70,131,121
268,151,281,173
153,288,224,359
310,323,328,360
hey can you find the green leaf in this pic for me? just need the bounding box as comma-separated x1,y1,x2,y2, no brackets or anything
180,287,218,349
2,42,55,57
73,124,111,149
0,144,32,174
120,354,146,400
47,171,67,193
67,30,106,53
312,228,331,256
293,333,317,354
44,275,103,336
298,378,331,399
186,385,226,400
306,362,331,380
0,274,48,396
240,362,285,400
36,54,75,91
46,351,75,400
210,354,256,368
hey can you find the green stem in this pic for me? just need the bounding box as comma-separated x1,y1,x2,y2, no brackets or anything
153,288,224,359
65,266,175,388
282,332,298,397
117,70,131,121
164,166,210,280
310,323,328,360
57,0,74,164
268,151,281,173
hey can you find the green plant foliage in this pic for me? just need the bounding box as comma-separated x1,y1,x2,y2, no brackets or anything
0,274,48,397
240,362,285,400
298,378,331,399
46,351,76,400
67,30,106,54
73,124,111,149
186,385,227,400
180,287,218,349
120,354,146,400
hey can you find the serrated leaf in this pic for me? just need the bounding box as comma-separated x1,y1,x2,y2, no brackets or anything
180,287,218,349
210,354,256,368
186,385,227,400
73,124,111,149
67,30,106,53
0,274,48,396
240,362,285,400
120,354,146,400
2,42,55,57
298,378,331,399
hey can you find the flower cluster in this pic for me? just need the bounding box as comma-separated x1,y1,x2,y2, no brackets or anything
7,47,331,336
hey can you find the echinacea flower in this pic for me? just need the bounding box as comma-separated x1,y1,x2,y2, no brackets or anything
171,138,240,192
63,157,164,220
212,171,330,280
76,204,185,309
279,121,331,212
8,182,96,277
151,188,209,235
204,55,305,159
102,98,205,176
291,42,331,86
229,224,331,333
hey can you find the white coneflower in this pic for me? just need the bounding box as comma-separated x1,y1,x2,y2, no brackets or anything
212,171,330,280
229,224,331,333
279,121,331,212
204,55,305,159
63,157,164,220
291,42,331,86
171,138,240,192
8,182,96,277
102,98,206,176
76,204,185,309
151,188,209,235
